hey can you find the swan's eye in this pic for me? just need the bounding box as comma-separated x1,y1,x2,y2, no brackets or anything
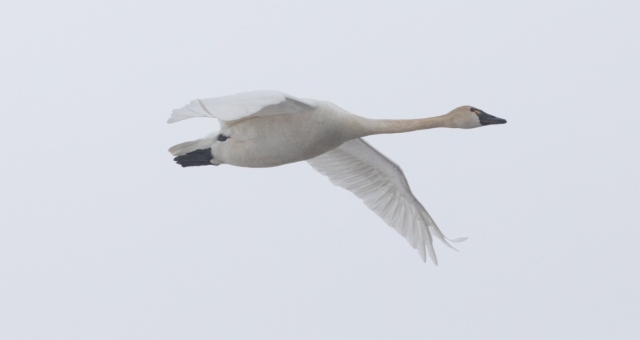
217,134,229,142
470,108,482,115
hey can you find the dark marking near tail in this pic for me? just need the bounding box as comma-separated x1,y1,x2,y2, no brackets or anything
174,148,214,167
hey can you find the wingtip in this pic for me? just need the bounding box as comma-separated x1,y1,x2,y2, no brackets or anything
419,246,438,265
449,237,468,242
167,114,186,124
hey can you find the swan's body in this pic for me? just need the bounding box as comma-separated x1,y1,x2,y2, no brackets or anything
168,91,506,264
213,102,357,167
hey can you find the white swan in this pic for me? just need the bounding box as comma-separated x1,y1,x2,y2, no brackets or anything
168,90,506,264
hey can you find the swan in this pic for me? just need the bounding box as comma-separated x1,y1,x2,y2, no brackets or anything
167,90,506,264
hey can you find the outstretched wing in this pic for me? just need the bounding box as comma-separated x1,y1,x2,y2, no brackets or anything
307,138,466,264
168,90,317,123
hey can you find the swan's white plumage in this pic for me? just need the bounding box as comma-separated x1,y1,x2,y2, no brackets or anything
307,138,465,264
167,90,506,263
168,90,316,123
168,132,218,156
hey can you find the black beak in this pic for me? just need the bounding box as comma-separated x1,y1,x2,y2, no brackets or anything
478,111,507,125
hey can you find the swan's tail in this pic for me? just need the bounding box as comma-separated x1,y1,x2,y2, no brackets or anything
168,132,218,156
169,132,218,167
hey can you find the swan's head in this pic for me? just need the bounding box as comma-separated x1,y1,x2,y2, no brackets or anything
446,106,507,129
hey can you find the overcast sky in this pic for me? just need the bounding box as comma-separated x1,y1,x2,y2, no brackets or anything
1,1,638,339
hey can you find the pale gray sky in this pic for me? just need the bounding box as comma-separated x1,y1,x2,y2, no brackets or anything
1,1,638,339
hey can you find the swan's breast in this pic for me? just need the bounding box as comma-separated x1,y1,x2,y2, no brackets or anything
213,103,357,168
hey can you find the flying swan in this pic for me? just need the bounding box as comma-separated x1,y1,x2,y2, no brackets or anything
167,90,506,264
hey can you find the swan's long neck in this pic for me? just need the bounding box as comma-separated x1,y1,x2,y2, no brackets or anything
358,115,451,136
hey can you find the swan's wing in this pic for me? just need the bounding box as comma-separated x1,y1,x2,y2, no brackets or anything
168,90,317,123
307,138,466,264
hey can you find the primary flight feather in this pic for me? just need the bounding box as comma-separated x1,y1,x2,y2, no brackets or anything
168,90,506,264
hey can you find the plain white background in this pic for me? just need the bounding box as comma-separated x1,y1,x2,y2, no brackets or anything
1,1,638,339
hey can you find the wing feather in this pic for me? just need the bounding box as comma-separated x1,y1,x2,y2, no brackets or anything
168,90,317,123
307,138,465,264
